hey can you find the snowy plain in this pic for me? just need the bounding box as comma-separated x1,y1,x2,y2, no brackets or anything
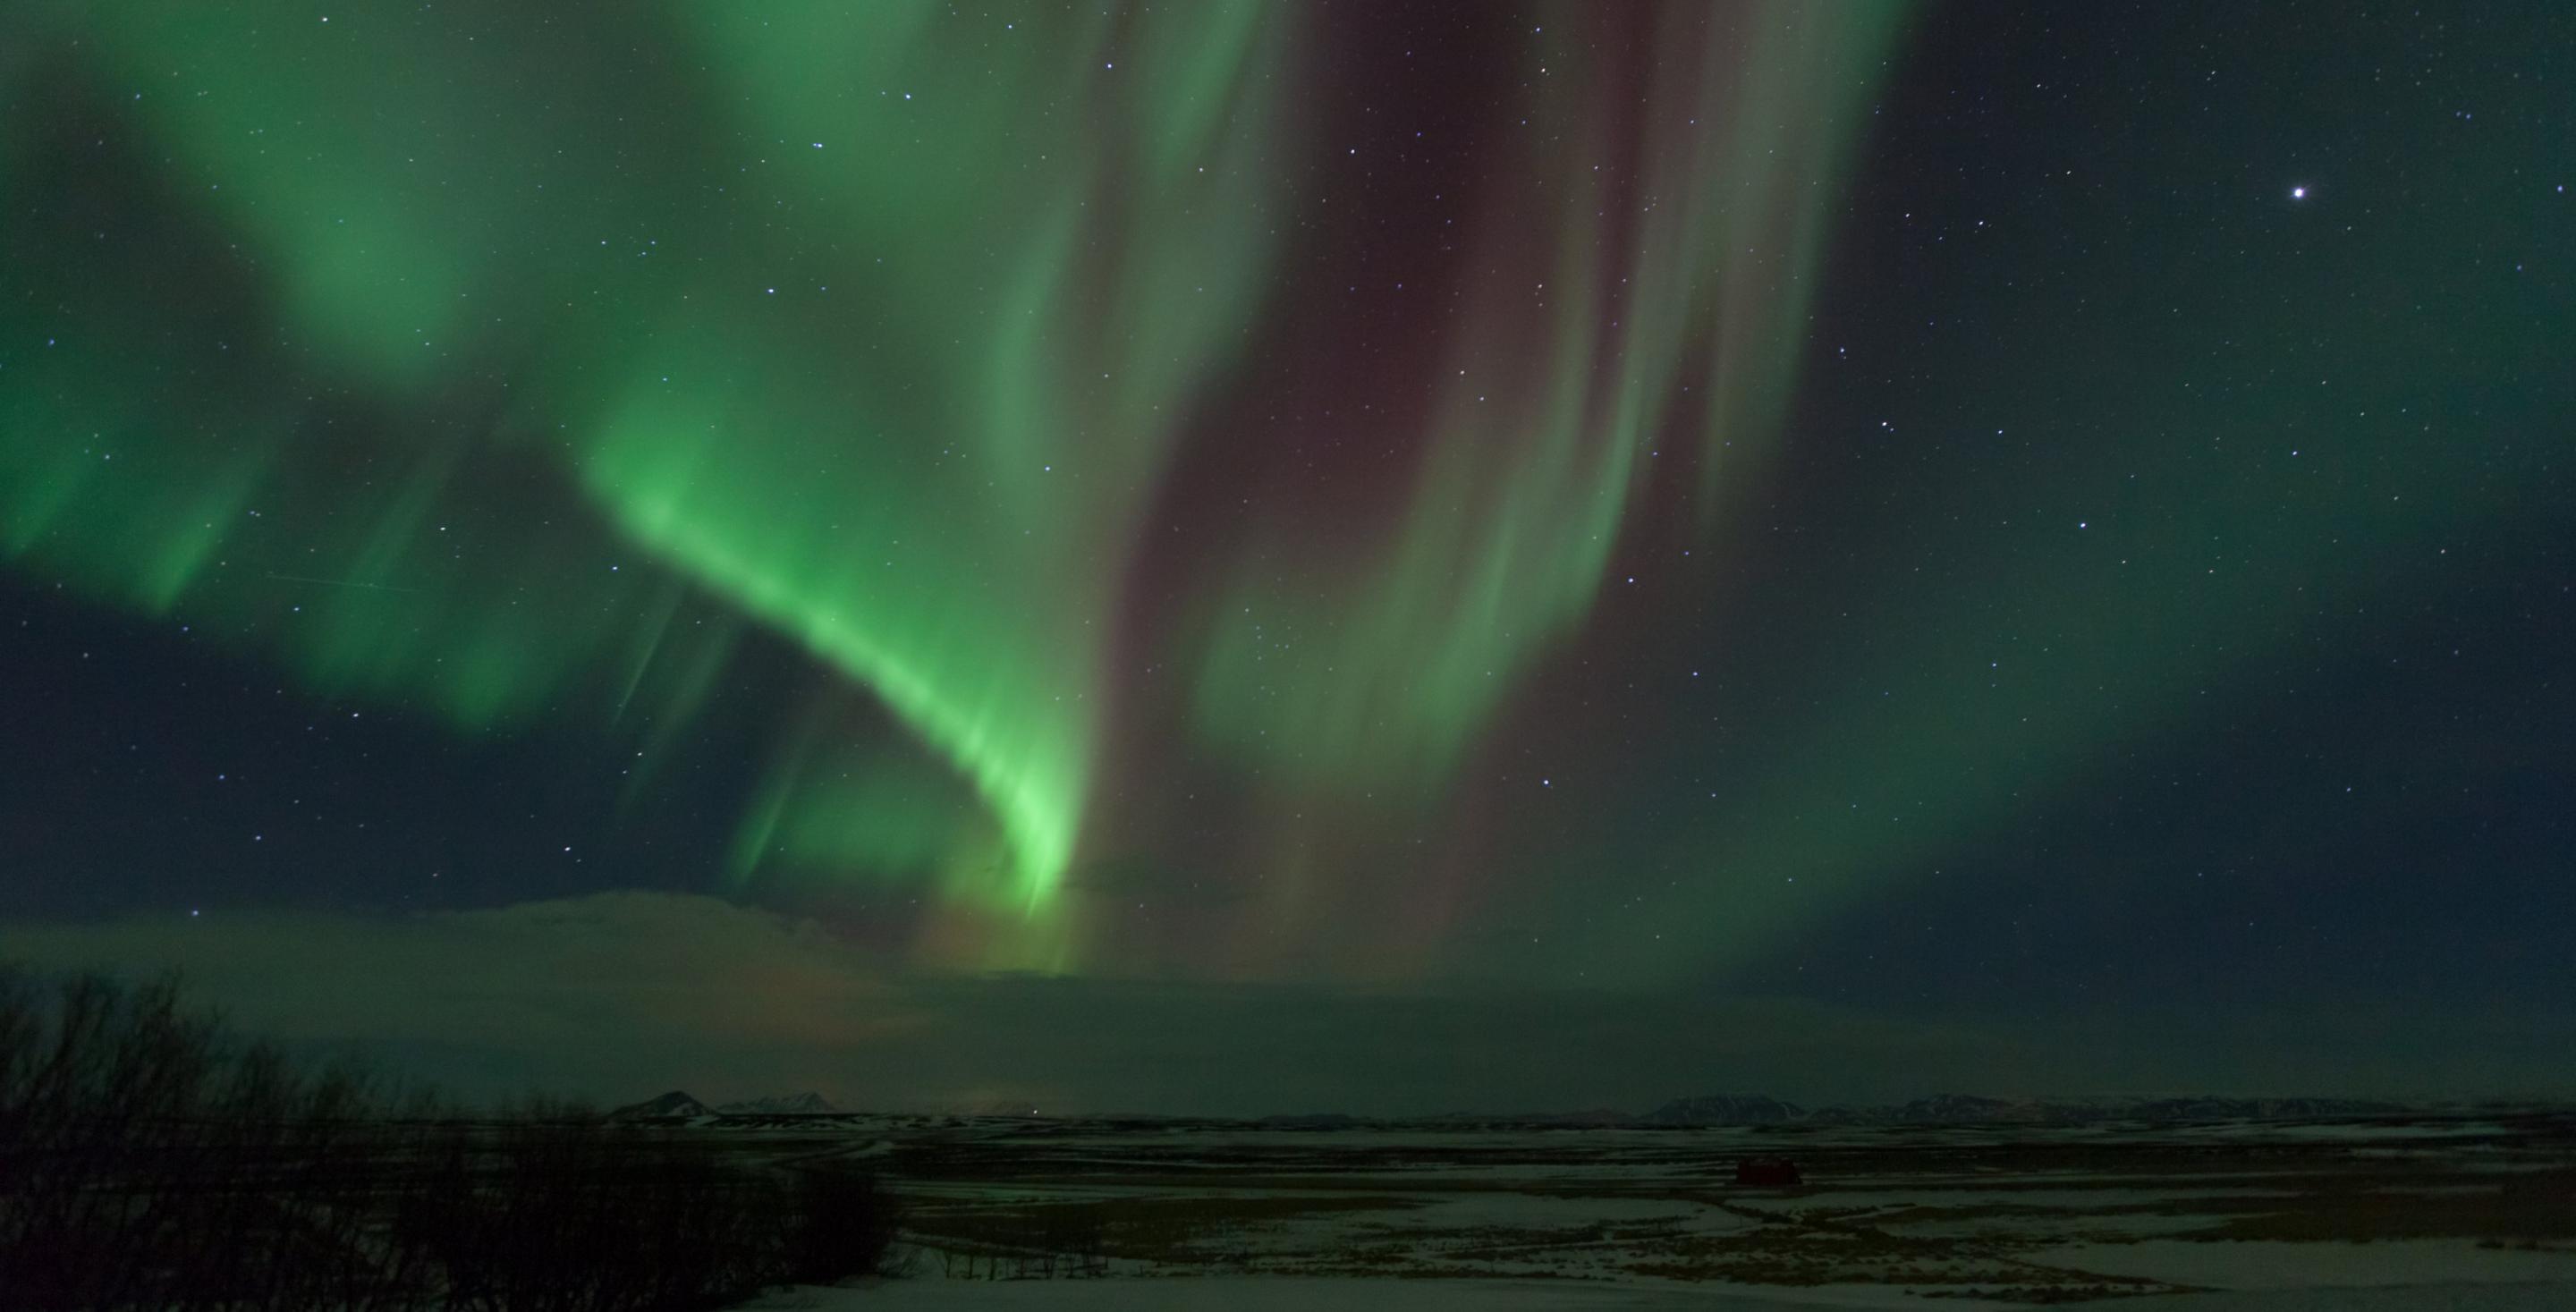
706,1109,2576,1308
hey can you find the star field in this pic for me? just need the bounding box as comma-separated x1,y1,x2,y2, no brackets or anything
2,0,2572,1105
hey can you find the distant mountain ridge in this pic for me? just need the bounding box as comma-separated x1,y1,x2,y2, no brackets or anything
608,1087,2417,1124
606,1089,840,1119
607,1090,714,1120
1646,1094,1806,1125
715,1092,840,1115
1649,1091,2409,1126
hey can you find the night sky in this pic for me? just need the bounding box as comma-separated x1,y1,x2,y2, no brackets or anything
4,1,2572,1114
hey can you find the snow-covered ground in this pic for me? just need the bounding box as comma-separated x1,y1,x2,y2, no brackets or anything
745,1274,2576,1312
742,1275,1998,1311
716,1109,2576,1308
2026,1238,2576,1291
2114,1288,2576,1311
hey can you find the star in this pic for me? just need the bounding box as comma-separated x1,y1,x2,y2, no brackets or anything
2290,185,2308,199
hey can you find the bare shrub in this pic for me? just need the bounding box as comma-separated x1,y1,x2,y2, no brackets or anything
781,1167,904,1285
0,969,903,1309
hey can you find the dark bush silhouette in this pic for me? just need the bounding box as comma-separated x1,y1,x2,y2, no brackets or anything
1733,1155,1803,1187
0,969,900,1309
781,1167,904,1285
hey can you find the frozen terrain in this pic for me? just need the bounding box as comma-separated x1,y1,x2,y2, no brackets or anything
704,1108,2576,1308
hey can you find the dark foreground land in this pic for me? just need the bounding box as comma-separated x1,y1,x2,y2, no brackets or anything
8,974,2570,1308
0,974,896,1311
703,1106,2576,1307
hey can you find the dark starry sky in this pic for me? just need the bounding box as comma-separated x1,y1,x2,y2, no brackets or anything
3,1,2570,1110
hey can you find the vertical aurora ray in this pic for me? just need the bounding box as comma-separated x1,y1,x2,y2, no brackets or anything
0,0,761,738
4,0,1916,971
2,1,1302,946
579,1,1299,920
1192,4,1904,791
6,0,2569,1107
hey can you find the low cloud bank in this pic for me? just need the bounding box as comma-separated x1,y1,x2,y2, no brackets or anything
3,893,2563,1113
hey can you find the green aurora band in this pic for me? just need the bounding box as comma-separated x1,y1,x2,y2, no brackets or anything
1,2,1902,968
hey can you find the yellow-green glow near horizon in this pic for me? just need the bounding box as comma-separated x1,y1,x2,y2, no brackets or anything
1,2,1902,960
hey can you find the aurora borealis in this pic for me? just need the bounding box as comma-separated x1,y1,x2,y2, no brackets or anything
4,2,2572,1111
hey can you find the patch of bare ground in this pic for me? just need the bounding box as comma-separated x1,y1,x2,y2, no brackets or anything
1620,1225,2179,1300
2182,1168,2576,1242
904,1193,1423,1267
1916,1283,2179,1304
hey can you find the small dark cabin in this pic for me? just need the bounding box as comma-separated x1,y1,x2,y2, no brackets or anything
1733,1156,1803,1187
